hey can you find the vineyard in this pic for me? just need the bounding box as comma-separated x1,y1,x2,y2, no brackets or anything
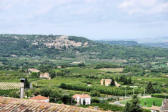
0,82,23,90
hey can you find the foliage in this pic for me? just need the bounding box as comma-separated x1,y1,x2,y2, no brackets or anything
29,88,74,105
91,103,123,111
95,63,121,69
60,83,135,96
123,95,143,112
1,34,168,63
117,75,132,85
152,94,168,98
146,82,155,94
140,98,163,107
90,90,100,97
30,72,40,78
0,89,19,98
110,78,116,86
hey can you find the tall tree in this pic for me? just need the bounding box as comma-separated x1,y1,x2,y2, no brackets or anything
110,78,116,86
123,95,143,112
146,82,155,94
123,102,131,112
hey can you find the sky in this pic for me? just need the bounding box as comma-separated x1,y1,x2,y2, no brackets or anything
0,0,168,42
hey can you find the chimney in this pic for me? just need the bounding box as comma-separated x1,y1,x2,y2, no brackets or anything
20,78,25,99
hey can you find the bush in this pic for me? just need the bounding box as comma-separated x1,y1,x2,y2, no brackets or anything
0,90,19,98
91,103,123,111
90,90,100,97
59,83,135,96
91,98,101,103
152,94,168,98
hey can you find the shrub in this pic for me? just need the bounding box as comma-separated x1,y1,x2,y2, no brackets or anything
152,94,168,98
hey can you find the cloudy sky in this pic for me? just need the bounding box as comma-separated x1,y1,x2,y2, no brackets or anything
0,0,168,41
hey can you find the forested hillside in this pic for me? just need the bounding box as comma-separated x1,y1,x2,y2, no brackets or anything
0,34,168,61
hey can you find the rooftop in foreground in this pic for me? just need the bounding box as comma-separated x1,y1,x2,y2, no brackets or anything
0,97,111,112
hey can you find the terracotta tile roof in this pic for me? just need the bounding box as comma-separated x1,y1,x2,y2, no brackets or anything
0,97,111,112
30,95,49,100
73,94,91,99
28,68,40,73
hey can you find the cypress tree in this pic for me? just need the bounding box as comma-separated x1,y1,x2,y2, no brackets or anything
123,95,143,112
146,82,155,94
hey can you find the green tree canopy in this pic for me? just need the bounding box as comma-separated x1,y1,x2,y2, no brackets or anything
123,95,143,112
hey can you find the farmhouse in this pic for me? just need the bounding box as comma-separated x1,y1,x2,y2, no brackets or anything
30,95,49,103
72,94,91,105
28,68,40,73
40,72,51,80
160,99,168,112
57,66,62,68
101,79,112,86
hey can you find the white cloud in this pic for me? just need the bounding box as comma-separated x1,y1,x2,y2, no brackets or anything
0,0,103,17
119,0,168,15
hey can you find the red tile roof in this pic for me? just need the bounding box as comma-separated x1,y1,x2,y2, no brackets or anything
0,97,111,112
30,95,49,100
73,94,91,99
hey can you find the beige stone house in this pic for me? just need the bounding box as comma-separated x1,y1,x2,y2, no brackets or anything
40,72,51,80
101,79,112,86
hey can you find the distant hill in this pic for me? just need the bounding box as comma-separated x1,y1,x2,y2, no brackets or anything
96,40,138,46
0,34,168,61
96,40,168,48
142,42,168,48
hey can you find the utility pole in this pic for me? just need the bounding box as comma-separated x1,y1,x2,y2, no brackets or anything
133,88,134,95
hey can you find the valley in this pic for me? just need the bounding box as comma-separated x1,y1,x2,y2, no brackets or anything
0,34,168,112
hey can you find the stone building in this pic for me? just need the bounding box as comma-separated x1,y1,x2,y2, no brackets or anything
40,72,51,80
101,79,112,86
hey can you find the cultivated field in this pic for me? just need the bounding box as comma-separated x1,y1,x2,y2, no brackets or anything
120,97,163,107
99,68,123,73
0,82,22,90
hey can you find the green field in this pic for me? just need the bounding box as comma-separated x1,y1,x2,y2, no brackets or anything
99,68,123,73
120,97,163,107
